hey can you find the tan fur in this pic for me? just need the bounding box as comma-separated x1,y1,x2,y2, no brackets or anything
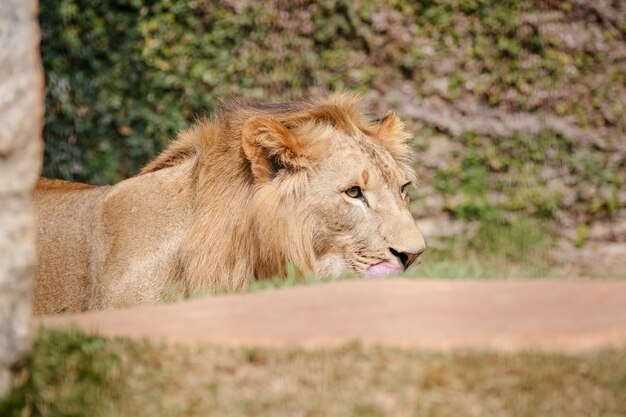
34,93,426,314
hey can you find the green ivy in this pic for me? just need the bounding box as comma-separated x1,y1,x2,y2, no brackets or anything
40,0,624,228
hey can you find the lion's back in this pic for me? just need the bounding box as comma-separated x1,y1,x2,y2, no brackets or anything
34,178,109,314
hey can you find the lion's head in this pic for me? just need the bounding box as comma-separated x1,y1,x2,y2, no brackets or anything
238,93,426,279
141,93,426,290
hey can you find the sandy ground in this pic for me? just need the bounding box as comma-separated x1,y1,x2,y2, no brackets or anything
36,279,626,353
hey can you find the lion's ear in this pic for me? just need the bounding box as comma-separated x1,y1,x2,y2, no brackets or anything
241,116,310,182
374,111,412,159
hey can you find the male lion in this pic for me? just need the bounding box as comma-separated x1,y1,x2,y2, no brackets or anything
34,93,426,313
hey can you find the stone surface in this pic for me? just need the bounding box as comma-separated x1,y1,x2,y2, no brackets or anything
38,279,626,353
0,0,44,396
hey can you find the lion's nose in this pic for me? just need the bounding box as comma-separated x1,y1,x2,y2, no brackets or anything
389,247,425,269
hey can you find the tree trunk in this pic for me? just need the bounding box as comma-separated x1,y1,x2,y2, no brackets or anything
0,0,44,395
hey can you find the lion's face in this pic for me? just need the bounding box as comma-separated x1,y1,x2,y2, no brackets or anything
305,126,426,278
242,97,426,279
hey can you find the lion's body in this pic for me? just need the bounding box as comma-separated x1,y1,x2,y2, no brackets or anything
34,94,425,314
34,166,194,312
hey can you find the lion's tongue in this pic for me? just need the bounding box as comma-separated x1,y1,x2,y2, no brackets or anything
366,262,403,278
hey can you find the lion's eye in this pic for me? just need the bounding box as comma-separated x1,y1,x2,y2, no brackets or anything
345,186,363,199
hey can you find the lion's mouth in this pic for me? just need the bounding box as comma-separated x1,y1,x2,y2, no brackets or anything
366,262,403,278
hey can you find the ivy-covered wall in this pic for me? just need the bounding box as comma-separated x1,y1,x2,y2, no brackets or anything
40,0,626,252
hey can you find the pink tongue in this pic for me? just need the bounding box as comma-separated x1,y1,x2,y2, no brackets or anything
366,262,403,278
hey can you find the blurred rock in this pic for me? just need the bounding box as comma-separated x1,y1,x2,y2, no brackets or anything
553,242,626,277
588,218,626,242
416,215,478,243
0,0,44,396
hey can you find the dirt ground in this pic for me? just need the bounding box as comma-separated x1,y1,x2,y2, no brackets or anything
36,279,626,353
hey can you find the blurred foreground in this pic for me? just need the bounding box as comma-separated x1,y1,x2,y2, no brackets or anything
4,278,626,417
2,329,624,417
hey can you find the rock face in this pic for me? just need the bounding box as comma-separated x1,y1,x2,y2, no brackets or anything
0,0,44,396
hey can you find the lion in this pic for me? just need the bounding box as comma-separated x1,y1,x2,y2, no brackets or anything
33,93,426,314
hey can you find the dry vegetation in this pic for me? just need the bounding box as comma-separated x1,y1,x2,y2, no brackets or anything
2,329,625,417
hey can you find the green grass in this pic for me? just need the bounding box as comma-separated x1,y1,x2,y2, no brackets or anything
408,218,555,279
414,218,626,280
2,328,625,417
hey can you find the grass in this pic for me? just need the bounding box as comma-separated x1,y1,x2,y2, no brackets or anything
409,219,554,280
2,328,625,417
409,218,626,280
